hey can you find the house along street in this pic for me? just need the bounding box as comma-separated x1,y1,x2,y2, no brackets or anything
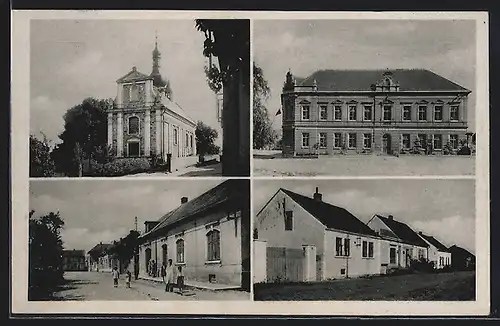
53,272,250,301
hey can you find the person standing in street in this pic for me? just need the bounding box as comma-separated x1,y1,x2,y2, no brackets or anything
164,259,175,292
126,270,132,288
161,263,166,284
176,265,185,295
112,267,119,288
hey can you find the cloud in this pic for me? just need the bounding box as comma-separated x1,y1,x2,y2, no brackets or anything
30,96,67,143
61,226,130,252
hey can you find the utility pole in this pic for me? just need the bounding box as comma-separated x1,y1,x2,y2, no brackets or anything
134,216,138,232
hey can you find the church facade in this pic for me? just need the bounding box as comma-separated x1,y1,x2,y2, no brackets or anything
107,39,197,165
280,69,471,156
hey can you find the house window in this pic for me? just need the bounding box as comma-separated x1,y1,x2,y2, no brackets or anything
190,134,193,148
174,128,178,145
185,133,189,148
433,134,443,150
439,257,444,267
302,105,310,120
390,247,397,264
335,237,343,256
418,106,427,121
334,133,342,148
450,134,458,149
128,141,140,157
450,105,459,121
128,116,139,134
383,105,392,121
162,244,168,266
348,105,357,121
319,105,327,120
363,106,372,121
176,239,185,263
368,242,374,258
334,106,342,120
206,230,221,261
363,133,372,149
319,133,327,148
284,211,293,231
348,133,357,149
418,134,427,147
434,105,443,121
403,106,412,121
344,238,350,256
301,133,310,148
362,241,368,258
402,134,411,149
418,249,425,259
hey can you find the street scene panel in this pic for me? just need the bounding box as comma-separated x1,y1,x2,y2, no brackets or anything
252,179,476,301
30,18,250,178
252,19,477,176
29,179,251,301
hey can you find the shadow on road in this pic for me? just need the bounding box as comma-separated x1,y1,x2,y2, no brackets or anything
179,163,222,176
253,153,283,160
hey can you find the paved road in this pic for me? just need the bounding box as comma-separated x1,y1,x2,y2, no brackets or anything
53,272,250,301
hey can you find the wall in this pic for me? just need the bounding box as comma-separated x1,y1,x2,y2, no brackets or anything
256,190,326,254
253,240,267,283
138,209,244,286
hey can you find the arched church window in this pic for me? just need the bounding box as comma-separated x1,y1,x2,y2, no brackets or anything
128,116,139,135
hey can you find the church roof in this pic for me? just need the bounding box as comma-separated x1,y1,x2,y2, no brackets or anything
161,97,196,126
116,67,153,83
297,69,470,92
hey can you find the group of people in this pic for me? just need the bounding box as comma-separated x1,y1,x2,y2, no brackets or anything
111,259,185,295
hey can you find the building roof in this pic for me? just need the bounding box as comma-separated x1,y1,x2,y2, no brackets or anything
448,245,475,257
141,179,248,239
376,215,429,248
280,189,379,237
297,69,470,92
160,97,196,126
116,67,153,83
87,243,113,256
419,233,450,252
63,249,86,257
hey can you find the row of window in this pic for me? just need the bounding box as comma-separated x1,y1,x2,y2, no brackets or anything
301,132,460,150
439,256,451,267
300,104,460,122
335,237,375,258
125,116,194,148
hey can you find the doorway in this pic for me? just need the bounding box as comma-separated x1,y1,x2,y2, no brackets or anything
382,134,392,154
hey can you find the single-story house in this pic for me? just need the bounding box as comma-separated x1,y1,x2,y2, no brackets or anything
448,244,476,271
87,242,113,272
417,232,452,269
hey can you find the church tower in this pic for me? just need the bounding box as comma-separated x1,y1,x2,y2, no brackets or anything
150,32,172,99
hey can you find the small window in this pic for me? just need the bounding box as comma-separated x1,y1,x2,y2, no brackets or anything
174,128,178,145
334,106,342,120
363,106,372,121
190,134,193,148
284,211,293,231
403,106,412,121
362,241,368,258
319,105,327,120
402,134,411,149
348,105,357,121
418,106,427,121
302,105,310,120
450,105,459,121
390,247,397,264
344,238,350,257
418,249,425,259
418,134,427,146
128,116,140,134
206,230,221,261
319,133,327,148
176,239,185,263
363,133,372,149
335,237,343,256
383,105,392,121
334,133,342,148
301,133,310,148
434,106,443,121
348,133,356,149
368,242,374,258
450,134,458,149
433,134,442,149
186,133,189,148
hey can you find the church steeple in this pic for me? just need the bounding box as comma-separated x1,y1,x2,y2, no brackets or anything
151,31,161,77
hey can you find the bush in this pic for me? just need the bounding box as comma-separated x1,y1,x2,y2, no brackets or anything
90,158,151,177
409,257,436,273
457,146,471,155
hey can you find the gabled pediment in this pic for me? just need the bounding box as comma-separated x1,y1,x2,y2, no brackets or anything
331,99,344,104
416,99,429,104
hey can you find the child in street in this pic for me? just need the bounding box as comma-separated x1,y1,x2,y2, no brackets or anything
176,265,185,295
112,267,119,288
126,270,132,288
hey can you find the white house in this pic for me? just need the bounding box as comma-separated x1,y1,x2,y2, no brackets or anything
417,231,452,269
255,187,387,282
366,214,430,272
136,179,250,290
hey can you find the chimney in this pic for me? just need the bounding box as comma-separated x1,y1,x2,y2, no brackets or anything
419,231,423,235
388,215,394,220
181,197,188,204
313,187,322,202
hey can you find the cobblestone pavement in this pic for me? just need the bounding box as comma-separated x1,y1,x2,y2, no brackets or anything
53,272,250,301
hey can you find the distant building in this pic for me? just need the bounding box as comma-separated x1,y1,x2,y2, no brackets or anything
135,179,250,290
107,37,197,170
87,242,113,272
281,69,471,156
417,232,452,269
62,249,87,271
448,244,476,271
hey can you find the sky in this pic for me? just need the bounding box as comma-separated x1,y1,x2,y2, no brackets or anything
29,179,227,253
253,179,476,253
254,19,477,134
30,19,221,144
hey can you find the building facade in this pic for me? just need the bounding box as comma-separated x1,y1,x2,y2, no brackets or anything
87,242,113,272
62,249,87,271
280,69,471,156
107,39,197,167
417,232,452,269
136,179,250,290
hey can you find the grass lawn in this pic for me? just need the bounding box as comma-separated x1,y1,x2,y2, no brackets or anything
253,271,475,301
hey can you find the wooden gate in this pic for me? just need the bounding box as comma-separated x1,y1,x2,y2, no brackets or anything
266,247,304,283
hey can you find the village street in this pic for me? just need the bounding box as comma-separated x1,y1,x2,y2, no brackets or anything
52,272,250,301
253,150,475,176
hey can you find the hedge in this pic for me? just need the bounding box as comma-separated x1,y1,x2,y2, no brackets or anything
90,158,151,177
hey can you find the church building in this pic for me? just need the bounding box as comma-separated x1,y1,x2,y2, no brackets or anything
107,37,197,168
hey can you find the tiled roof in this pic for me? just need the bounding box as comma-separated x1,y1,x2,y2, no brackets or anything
116,67,153,83
63,249,85,257
161,97,196,126
419,233,450,252
376,215,429,248
87,243,113,256
297,69,470,92
141,179,249,239
281,189,379,237
448,245,475,258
